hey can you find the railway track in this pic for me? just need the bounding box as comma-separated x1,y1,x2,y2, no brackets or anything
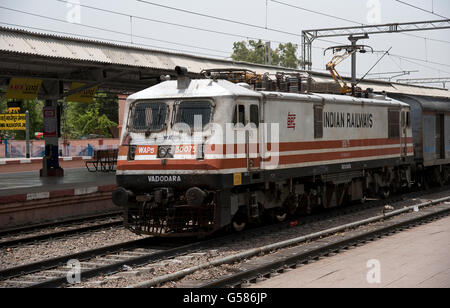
198,198,450,288
0,237,197,288
0,211,123,248
1,187,449,288
83,188,450,288
127,195,450,288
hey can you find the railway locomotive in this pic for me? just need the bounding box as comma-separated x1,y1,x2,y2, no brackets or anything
113,67,450,237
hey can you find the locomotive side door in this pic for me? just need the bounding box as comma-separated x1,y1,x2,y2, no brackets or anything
233,100,261,171
401,110,408,159
248,102,261,170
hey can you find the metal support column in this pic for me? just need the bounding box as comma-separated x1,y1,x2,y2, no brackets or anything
348,34,369,95
40,80,64,177
301,31,314,71
301,19,450,72
25,110,30,158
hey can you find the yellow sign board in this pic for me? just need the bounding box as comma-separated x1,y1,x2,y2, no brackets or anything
5,78,42,100
66,82,98,103
233,173,242,186
0,113,26,131
7,107,21,113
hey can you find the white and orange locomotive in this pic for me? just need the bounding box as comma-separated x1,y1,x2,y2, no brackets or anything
113,67,449,237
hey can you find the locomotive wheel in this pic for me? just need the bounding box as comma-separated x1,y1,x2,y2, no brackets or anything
436,175,444,187
232,210,247,232
381,188,390,199
275,208,287,222
232,221,246,232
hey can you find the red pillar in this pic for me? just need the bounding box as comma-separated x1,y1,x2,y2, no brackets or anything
117,94,128,138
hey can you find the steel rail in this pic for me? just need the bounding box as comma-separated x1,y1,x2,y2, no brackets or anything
0,219,123,248
8,195,386,287
129,196,450,288
0,211,122,237
200,204,450,288
3,186,449,288
0,238,154,281
28,239,206,288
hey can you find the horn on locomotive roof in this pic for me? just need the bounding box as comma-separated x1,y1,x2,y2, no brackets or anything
175,66,190,89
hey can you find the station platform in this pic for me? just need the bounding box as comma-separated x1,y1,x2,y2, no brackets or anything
0,167,118,229
0,156,92,173
0,168,116,197
253,215,450,288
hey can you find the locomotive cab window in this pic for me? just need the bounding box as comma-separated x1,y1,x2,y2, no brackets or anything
175,101,212,129
233,105,245,125
388,109,400,139
314,105,323,139
250,105,259,128
132,102,167,132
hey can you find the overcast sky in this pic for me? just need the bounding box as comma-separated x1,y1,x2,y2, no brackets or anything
1,0,449,88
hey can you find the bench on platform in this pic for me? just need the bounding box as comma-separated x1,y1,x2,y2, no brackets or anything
85,149,118,172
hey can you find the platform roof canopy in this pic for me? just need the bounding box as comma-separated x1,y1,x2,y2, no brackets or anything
0,26,448,99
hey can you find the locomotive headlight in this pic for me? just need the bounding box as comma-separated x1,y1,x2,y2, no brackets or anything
128,145,136,160
158,146,168,158
158,145,174,158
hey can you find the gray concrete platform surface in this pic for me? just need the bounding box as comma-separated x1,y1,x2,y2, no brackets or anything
0,168,116,196
253,215,450,288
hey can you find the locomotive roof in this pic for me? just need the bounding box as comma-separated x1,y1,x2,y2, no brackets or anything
127,79,261,102
260,91,409,107
128,79,409,107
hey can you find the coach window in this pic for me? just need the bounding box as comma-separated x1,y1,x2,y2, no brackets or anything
388,109,400,139
250,105,259,128
314,105,323,139
233,105,245,125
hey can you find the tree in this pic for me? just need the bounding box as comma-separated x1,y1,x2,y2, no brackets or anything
62,93,118,139
1,93,118,140
231,40,303,69
275,42,303,69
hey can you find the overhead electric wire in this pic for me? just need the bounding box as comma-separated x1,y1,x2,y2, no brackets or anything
394,0,449,19
270,0,450,45
269,0,363,25
378,51,450,69
3,1,448,75
357,47,392,86
56,0,287,45
4,19,447,78
363,49,450,74
387,54,450,75
59,0,450,51
136,0,300,37
0,6,231,57
388,55,406,71
0,21,231,59
136,0,344,47
56,0,334,51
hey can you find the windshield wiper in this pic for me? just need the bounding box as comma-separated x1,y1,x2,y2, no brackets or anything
145,106,162,137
